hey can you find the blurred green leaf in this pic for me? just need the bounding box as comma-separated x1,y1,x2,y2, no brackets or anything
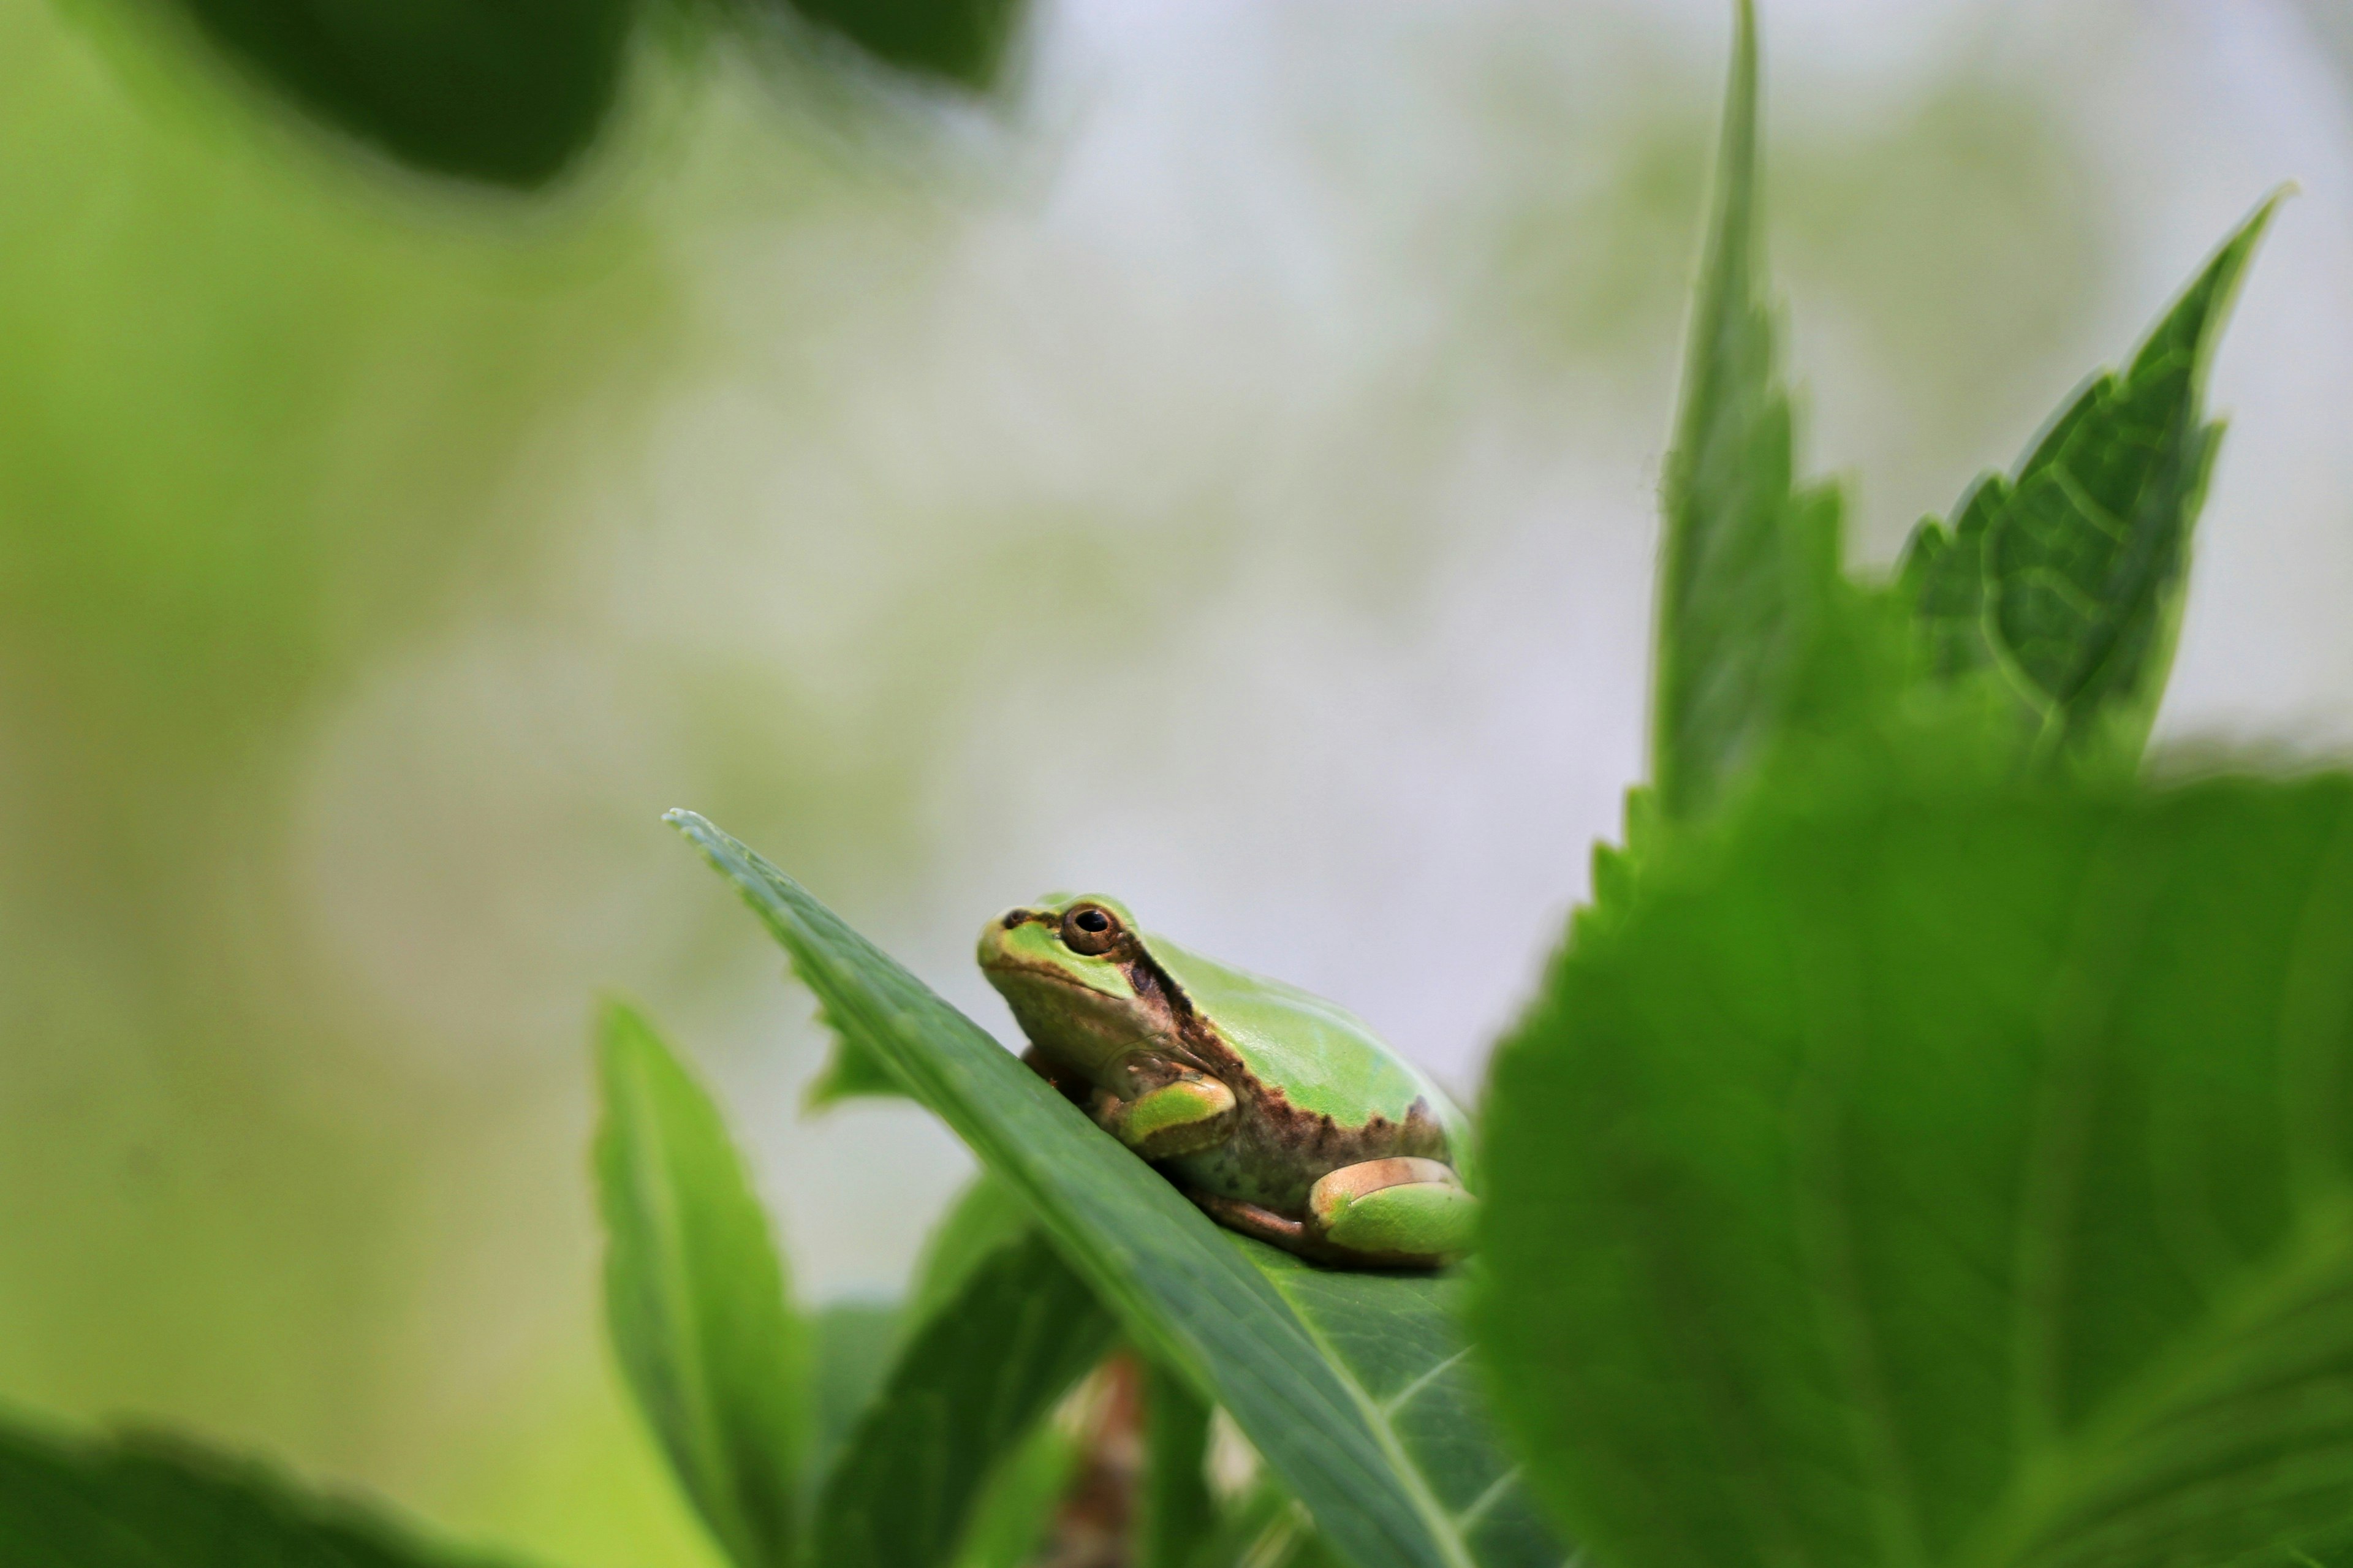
1478,768,2353,1568
669,808,1540,1568
1140,1360,1218,1568
0,1419,513,1566
816,1229,1113,1568
595,1002,806,1568
782,0,1022,89
1653,0,1843,821
1898,197,2279,758
162,0,634,186
807,1302,899,1493
904,1171,1035,1330
950,1418,1083,1568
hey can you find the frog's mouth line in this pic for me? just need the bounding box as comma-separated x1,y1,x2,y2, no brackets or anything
980,954,1120,997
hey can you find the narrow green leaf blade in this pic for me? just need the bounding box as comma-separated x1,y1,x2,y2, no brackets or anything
668,809,1526,1568
595,1002,806,1568
0,1420,515,1566
950,1420,1084,1568
816,1229,1113,1568
1653,0,1841,820
1477,768,2353,1568
1139,1360,1218,1568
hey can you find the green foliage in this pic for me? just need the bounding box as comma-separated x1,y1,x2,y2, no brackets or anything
669,810,1561,1568
805,1034,906,1108
1240,1241,1561,1568
949,1421,1083,1568
1478,770,2353,1568
146,0,1028,187
1138,1362,1217,1568
816,1229,1114,1568
1651,0,1843,822
1897,197,2280,762
594,1003,807,1568
159,0,633,186
0,1420,513,1566
806,1303,901,1491
781,0,1023,89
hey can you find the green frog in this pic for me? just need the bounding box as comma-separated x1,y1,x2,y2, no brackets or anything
978,895,1476,1268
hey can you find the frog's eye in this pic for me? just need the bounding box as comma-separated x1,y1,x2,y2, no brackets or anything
1060,904,1123,956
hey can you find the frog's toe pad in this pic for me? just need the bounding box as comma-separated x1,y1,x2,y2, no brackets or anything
1307,1158,1475,1267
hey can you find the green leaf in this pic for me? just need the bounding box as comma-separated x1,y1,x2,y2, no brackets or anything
808,1301,899,1492
1140,1360,1218,1568
1652,0,1843,821
669,809,1556,1568
779,0,1025,89
1239,1241,1561,1568
816,1228,1115,1568
0,1419,514,1566
594,1001,806,1568
1477,767,2353,1568
162,0,632,186
904,1171,1037,1331
806,1034,906,1108
949,1418,1083,1568
1898,197,2279,757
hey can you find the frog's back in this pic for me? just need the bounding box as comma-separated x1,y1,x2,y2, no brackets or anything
1148,936,1463,1138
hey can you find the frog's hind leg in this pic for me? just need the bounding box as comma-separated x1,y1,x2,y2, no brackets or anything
1186,1191,1309,1251
1306,1157,1474,1268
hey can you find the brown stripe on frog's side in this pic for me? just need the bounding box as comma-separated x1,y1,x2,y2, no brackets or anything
1117,937,1453,1218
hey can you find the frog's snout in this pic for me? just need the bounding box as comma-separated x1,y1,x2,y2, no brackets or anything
976,907,1034,970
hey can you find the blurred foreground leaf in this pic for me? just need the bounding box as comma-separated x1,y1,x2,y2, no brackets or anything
1139,1360,1216,1568
1652,0,1841,821
816,1229,1114,1568
596,1002,805,1568
163,0,634,186
950,1418,1083,1568
1479,770,2353,1568
806,1302,899,1491
670,809,1559,1568
1899,197,2279,759
0,1420,511,1565
783,0,1023,88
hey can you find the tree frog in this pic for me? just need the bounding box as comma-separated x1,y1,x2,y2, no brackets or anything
979,895,1476,1268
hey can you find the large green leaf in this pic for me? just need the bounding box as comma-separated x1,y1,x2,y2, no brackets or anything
670,809,1558,1568
162,0,633,186
1651,0,1843,821
1898,198,2278,757
0,1420,512,1566
1477,768,2353,1568
816,1228,1113,1568
595,1002,806,1568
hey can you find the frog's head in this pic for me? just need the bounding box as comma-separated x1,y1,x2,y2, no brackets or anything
977,893,1181,1077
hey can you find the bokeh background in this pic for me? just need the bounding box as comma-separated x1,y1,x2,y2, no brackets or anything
6,0,2352,1561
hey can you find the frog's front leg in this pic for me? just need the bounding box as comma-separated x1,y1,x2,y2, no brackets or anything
1097,1066,1236,1160
1305,1157,1476,1266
